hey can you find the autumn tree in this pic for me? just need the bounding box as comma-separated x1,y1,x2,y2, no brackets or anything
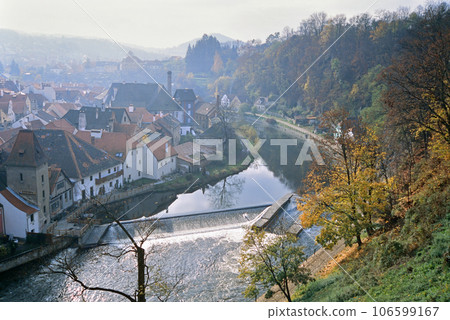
211,51,224,74
383,3,450,144
299,109,393,248
238,226,312,302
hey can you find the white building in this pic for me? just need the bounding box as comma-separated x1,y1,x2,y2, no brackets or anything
0,188,40,239
124,133,177,182
29,129,124,203
72,163,124,202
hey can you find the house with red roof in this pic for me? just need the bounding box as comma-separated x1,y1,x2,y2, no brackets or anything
124,130,177,182
0,187,40,239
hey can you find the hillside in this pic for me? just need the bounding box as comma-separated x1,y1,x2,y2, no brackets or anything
236,3,449,303
293,155,449,302
0,29,236,66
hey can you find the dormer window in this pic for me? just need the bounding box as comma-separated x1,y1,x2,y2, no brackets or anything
20,173,23,181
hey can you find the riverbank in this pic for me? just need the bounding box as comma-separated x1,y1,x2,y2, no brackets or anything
0,236,74,273
245,112,325,143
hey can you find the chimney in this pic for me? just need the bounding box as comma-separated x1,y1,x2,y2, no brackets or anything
165,142,169,154
128,104,134,113
216,94,220,108
78,111,86,131
96,108,99,119
167,71,172,96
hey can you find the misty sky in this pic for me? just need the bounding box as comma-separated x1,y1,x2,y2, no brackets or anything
1,0,429,48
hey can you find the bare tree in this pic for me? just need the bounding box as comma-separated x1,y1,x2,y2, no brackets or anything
48,197,184,302
215,94,237,144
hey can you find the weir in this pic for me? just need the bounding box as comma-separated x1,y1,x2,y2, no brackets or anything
80,204,270,247
80,193,303,247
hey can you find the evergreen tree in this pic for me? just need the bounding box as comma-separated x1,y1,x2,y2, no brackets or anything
9,59,20,76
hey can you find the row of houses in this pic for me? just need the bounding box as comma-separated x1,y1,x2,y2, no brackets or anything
0,76,238,240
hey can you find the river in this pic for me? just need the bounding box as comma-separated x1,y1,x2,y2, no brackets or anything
0,123,321,302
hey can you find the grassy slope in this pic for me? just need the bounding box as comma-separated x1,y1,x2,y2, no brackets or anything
293,157,450,302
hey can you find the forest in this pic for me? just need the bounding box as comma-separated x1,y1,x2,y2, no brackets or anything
226,3,449,301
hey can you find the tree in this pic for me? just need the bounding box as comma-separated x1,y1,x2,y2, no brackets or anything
48,198,183,302
383,3,450,144
238,226,312,302
9,60,20,76
216,94,236,144
299,109,393,248
211,51,224,74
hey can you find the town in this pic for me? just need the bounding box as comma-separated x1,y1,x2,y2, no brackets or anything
0,0,448,311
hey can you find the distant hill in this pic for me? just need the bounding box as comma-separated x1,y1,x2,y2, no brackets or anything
0,29,168,65
153,33,238,57
0,29,237,66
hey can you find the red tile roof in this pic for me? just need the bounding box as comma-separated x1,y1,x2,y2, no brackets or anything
0,188,39,216
75,131,127,161
146,136,177,161
45,118,76,133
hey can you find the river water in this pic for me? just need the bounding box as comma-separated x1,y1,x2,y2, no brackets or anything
0,125,321,302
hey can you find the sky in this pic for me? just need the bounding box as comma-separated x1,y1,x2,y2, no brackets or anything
0,0,430,48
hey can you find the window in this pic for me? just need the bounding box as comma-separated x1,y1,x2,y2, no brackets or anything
108,169,111,174
20,173,23,181
30,213,34,222
90,176,93,181
43,206,46,213
69,190,72,200
90,186,94,197
109,181,112,187
41,175,44,183
114,167,117,172
81,179,84,184
99,173,101,179
42,190,45,198
138,171,141,177
65,192,67,200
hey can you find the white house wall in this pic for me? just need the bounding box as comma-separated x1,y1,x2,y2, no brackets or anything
124,147,177,182
72,164,124,202
0,195,40,239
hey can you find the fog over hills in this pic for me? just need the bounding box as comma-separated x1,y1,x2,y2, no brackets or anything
0,29,237,65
